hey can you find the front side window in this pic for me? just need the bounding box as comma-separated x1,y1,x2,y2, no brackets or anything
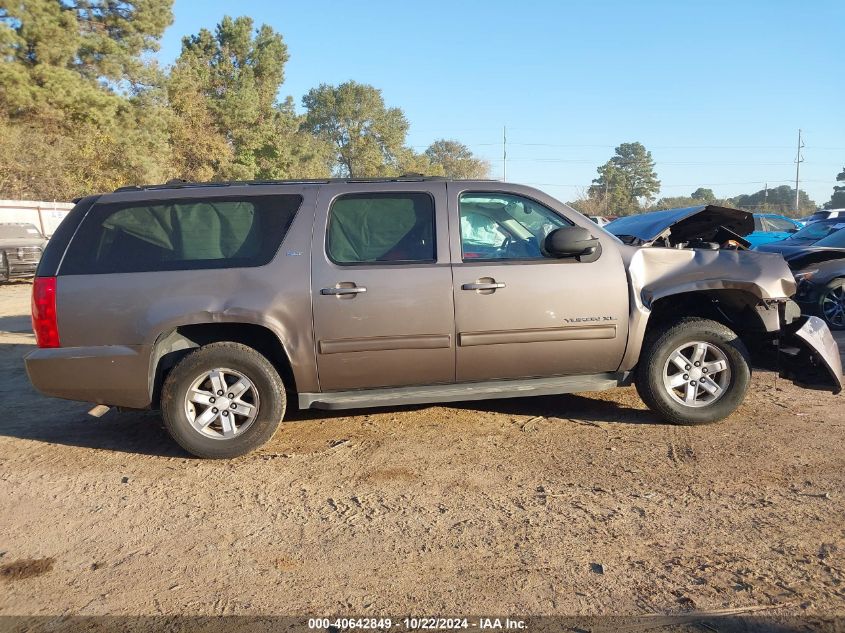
327,192,435,264
459,193,570,260
61,195,301,274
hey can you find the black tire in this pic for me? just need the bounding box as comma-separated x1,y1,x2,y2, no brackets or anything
817,278,845,331
0,252,8,283
635,318,751,425
161,342,286,458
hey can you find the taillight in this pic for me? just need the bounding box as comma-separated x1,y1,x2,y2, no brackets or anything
32,276,60,348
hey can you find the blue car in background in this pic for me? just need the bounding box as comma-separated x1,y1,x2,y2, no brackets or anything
744,213,802,248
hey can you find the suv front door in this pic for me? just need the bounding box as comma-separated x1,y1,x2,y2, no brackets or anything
311,182,455,391
448,184,629,382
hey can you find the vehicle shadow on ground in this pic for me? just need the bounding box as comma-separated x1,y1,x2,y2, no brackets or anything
0,314,32,333
0,404,186,458
2,332,663,457
0,339,185,457
286,391,662,426
451,392,663,425
2,393,660,459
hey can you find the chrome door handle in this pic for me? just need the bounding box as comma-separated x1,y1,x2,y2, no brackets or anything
462,282,505,290
321,286,367,295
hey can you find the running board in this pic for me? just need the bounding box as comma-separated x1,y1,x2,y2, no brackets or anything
299,372,630,411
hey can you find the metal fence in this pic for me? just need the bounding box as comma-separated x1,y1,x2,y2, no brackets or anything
0,200,74,237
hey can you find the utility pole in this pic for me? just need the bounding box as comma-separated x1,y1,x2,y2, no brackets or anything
763,182,768,212
502,126,507,181
794,129,804,213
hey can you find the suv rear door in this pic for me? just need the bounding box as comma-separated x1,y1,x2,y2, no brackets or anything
310,182,455,391
448,183,629,382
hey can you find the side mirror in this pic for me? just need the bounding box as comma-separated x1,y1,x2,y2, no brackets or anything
544,226,600,259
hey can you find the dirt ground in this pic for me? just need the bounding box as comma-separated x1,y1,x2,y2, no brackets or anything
1,280,844,623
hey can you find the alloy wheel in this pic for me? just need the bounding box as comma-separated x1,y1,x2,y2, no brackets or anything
662,341,732,408
821,285,845,328
183,367,260,439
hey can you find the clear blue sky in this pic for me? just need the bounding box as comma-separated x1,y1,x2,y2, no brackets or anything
157,0,844,206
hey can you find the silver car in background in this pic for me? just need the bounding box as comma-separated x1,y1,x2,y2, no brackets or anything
0,223,48,282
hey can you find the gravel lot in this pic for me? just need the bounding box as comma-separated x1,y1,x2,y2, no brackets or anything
1,281,844,623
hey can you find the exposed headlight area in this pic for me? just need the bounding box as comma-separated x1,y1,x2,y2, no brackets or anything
793,269,819,300
794,268,819,283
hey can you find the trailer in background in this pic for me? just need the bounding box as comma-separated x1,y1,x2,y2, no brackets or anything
0,200,74,237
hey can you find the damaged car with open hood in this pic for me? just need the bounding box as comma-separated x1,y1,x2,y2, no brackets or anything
24,182,843,458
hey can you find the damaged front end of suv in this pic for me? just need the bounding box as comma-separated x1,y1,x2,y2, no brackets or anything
607,205,843,394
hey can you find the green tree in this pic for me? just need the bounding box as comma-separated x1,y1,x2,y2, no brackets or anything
824,167,845,210
691,187,716,202
395,148,444,177
730,185,816,216
652,188,731,210
169,16,330,181
302,81,409,177
652,196,700,210
0,0,174,198
588,162,633,215
588,142,660,215
424,139,490,179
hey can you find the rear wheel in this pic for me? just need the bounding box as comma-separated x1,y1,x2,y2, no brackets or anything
161,342,286,458
0,252,8,283
635,318,751,425
819,278,845,330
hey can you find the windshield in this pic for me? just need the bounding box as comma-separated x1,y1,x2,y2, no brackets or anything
0,224,43,239
789,220,845,241
813,227,845,248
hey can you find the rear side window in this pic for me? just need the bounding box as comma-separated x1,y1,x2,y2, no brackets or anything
327,192,435,264
61,195,301,274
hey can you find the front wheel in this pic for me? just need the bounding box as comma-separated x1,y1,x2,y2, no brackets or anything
635,318,751,425
161,342,286,458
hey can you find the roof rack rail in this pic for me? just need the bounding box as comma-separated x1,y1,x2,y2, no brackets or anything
111,174,469,193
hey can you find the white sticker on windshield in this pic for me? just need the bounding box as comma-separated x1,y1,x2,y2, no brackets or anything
26,228,39,234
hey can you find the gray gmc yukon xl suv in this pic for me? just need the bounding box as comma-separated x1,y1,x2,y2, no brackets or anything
25,177,843,458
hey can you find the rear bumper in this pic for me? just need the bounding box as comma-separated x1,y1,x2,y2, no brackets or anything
24,344,153,408
778,316,843,394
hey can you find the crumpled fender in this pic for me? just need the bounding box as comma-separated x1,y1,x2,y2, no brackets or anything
619,246,798,372
626,247,797,308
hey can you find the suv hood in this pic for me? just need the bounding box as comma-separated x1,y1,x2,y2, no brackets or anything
607,205,754,247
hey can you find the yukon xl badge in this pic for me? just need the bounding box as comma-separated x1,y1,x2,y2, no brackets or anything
562,316,616,323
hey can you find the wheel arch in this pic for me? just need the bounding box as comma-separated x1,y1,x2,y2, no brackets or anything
149,322,297,409
646,288,775,336
620,287,782,372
